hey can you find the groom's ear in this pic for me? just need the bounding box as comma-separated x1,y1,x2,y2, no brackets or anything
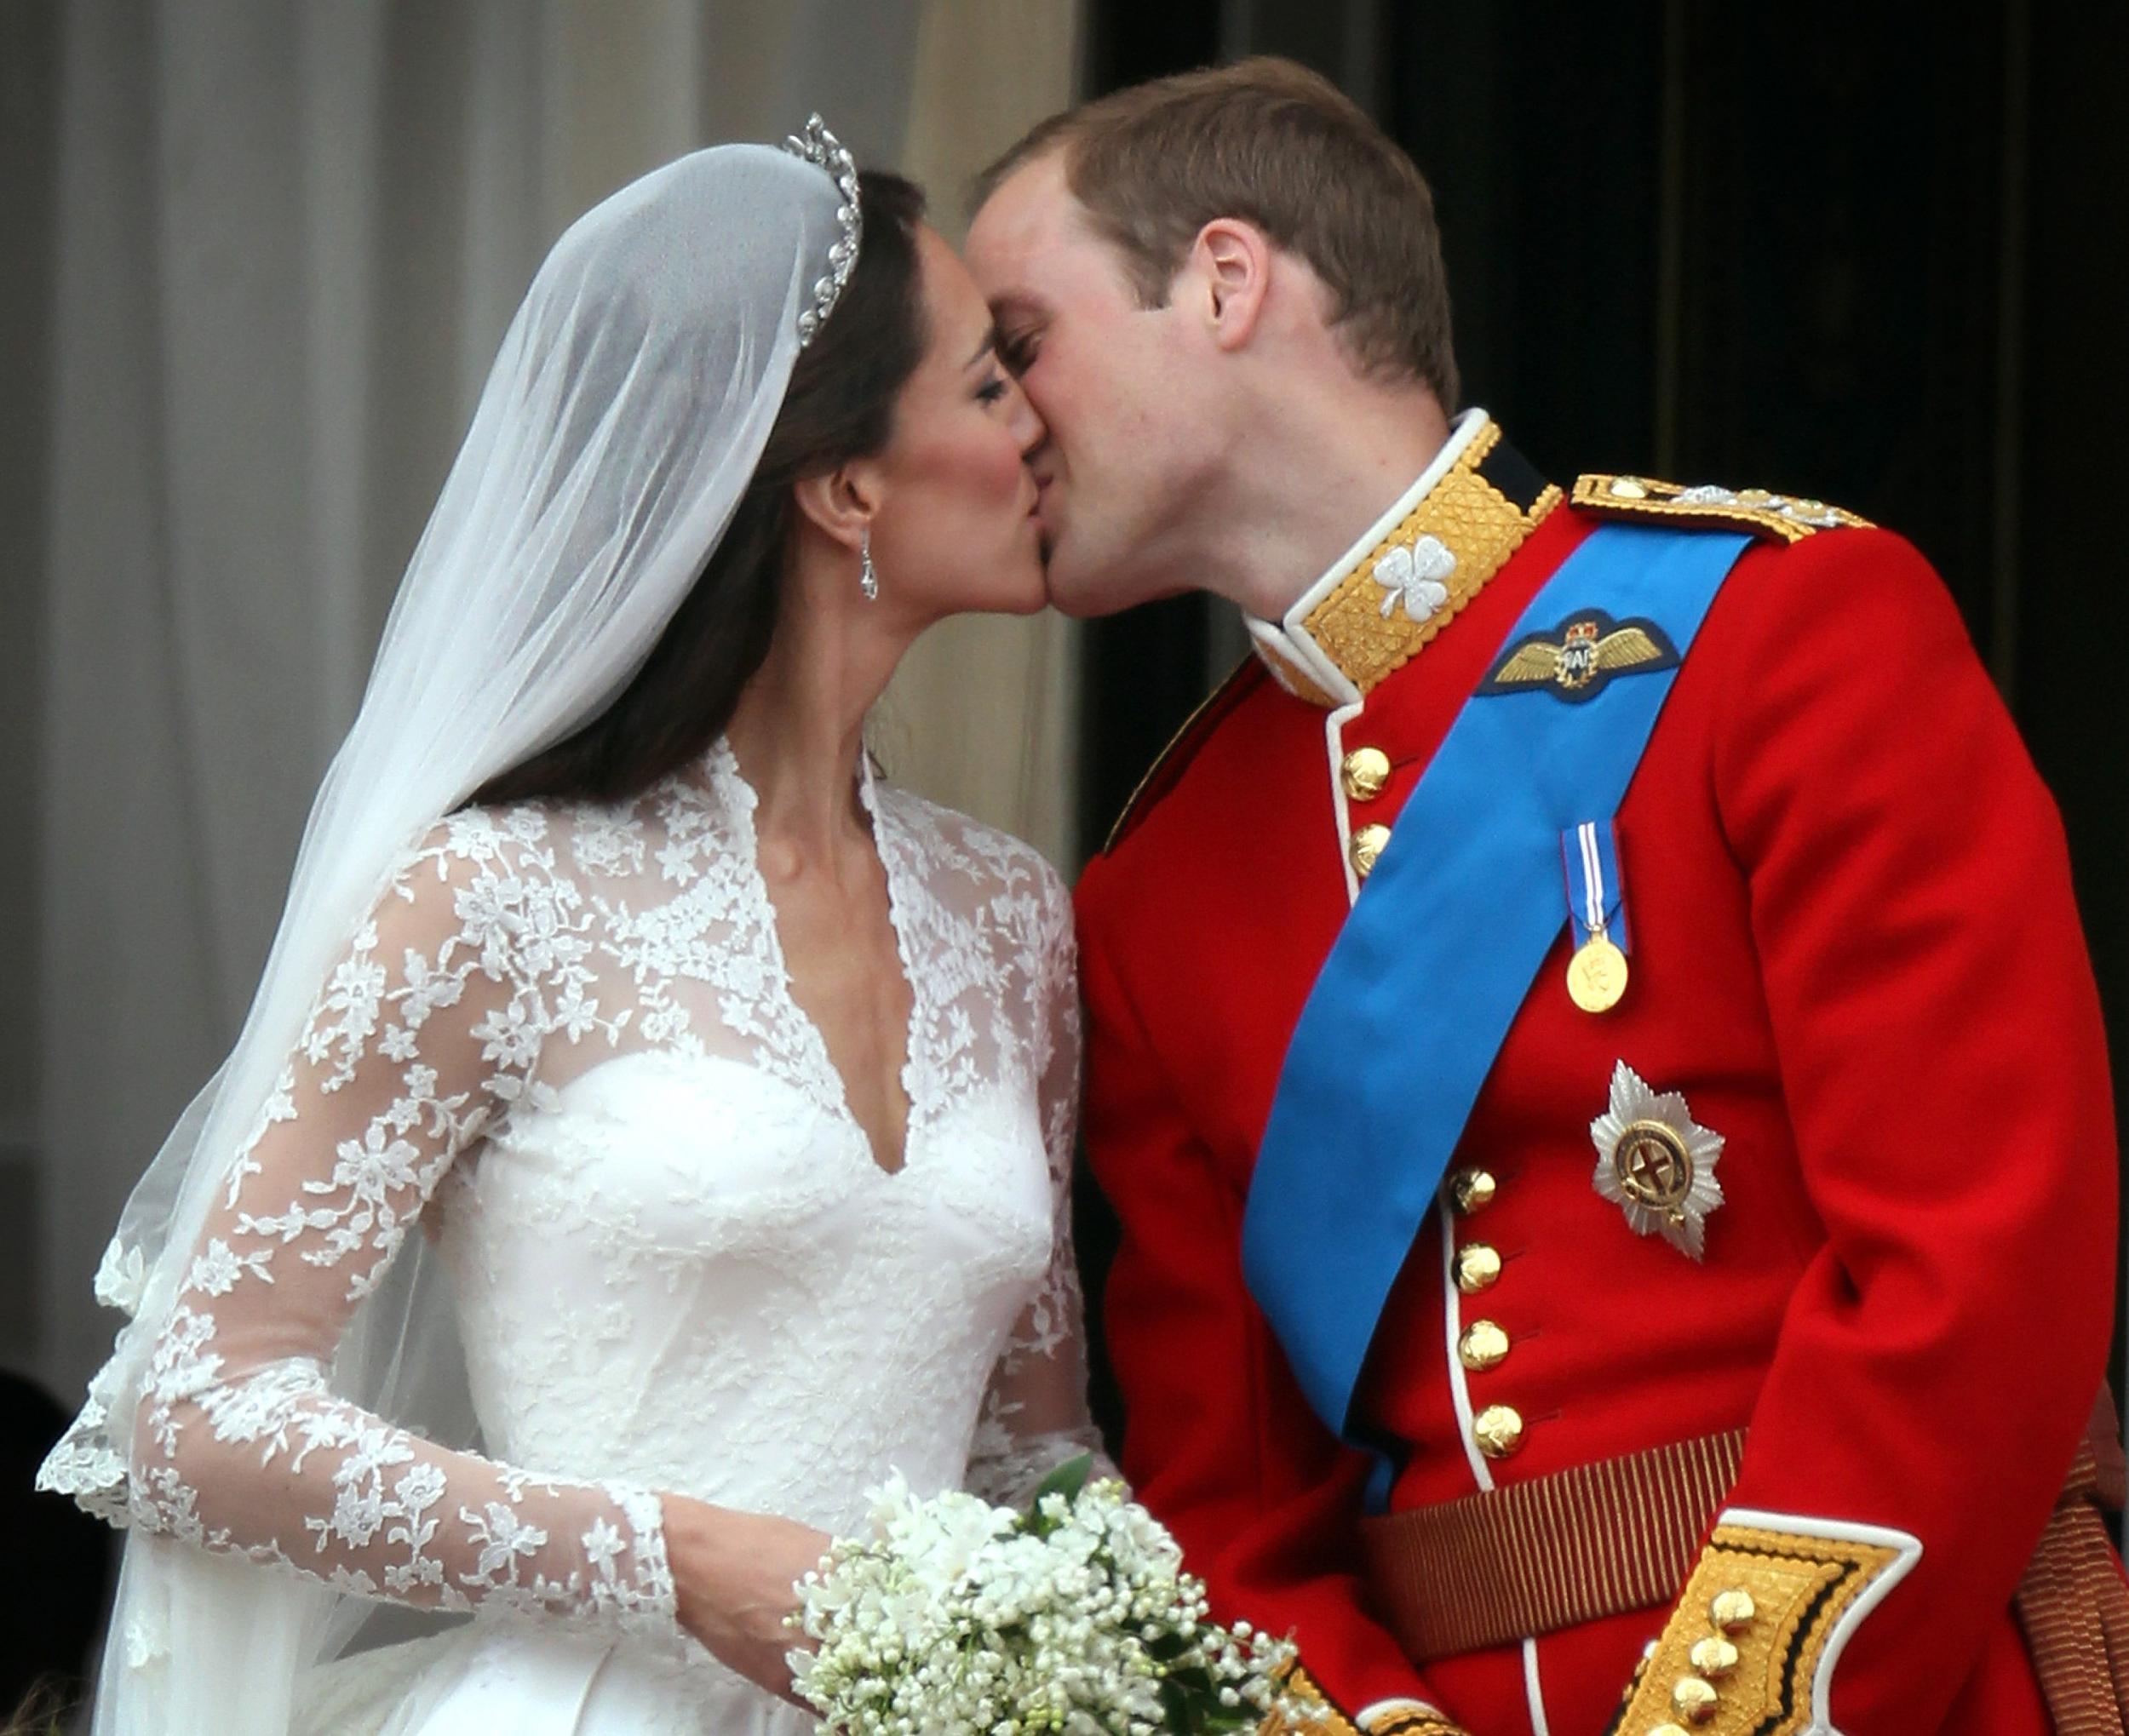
791,464,882,554
1191,218,1273,353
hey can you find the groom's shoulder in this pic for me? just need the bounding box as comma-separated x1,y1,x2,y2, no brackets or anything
1097,656,1273,858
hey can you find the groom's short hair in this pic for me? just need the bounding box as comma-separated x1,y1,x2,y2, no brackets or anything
976,57,1458,407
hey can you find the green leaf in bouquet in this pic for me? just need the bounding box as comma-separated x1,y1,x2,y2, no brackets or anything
1030,1452,1094,1510
1159,1683,1254,1734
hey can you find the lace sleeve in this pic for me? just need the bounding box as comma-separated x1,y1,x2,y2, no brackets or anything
128,814,675,1631
965,867,1118,1509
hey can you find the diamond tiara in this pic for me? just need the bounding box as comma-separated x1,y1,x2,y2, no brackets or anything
782,114,862,347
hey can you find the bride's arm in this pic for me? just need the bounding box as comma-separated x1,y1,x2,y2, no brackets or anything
129,818,677,1630
964,865,1119,1508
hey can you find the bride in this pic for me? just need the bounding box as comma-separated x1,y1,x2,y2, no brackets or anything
38,123,1107,1733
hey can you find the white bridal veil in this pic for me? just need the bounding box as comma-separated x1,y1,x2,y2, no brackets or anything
39,127,859,1733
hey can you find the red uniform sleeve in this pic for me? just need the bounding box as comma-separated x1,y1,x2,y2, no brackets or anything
1622,528,2120,1729
1076,892,1458,1731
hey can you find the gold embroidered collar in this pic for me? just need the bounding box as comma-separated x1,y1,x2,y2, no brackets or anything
1246,411,1562,708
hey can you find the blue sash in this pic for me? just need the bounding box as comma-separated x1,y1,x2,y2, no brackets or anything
1241,524,1752,1487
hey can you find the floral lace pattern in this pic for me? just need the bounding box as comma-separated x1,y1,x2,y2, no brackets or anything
55,742,1098,1658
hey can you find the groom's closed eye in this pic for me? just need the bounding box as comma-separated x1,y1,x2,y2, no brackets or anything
997,328,1042,374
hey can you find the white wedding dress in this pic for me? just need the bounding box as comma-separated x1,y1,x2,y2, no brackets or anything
78,741,1103,1733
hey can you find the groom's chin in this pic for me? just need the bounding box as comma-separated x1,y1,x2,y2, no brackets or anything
1040,578,1112,621
1039,550,1128,620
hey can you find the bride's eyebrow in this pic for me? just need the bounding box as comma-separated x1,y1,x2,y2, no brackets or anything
963,325,1001,368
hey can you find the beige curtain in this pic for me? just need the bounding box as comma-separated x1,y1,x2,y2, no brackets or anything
875,1,1084,869
23,0,1082,1395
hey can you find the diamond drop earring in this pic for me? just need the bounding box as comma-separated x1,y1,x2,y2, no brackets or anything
858,527,879,602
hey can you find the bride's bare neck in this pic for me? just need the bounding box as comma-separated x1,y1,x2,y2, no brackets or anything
723,538,912,856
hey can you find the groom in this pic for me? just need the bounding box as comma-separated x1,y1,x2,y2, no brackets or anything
967,56,2126,1736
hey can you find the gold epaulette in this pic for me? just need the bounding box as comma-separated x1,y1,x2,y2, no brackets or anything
1572,473,1872,545
1101,656,1263,856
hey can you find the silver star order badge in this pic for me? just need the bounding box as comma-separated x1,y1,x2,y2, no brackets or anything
1590,1061,1725,1261
1374,534,1456,622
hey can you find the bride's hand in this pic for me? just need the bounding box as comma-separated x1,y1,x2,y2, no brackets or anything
661,1494,834,1704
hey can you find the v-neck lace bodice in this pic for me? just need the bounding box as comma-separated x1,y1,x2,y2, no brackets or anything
50,748,1099,1726
720,743,921,1175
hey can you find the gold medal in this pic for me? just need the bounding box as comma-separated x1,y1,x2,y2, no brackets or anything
1566,931,1629,1013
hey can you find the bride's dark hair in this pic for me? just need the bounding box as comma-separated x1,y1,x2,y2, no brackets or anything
469,169,929,809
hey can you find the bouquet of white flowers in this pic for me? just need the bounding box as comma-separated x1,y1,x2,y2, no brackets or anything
786,1457,1310,1734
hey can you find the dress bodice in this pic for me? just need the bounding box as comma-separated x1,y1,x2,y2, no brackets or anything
442,1054,1054,1533
45,741,1099,1692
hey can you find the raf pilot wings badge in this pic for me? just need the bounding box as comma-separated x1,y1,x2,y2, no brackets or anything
1477,608,1681,703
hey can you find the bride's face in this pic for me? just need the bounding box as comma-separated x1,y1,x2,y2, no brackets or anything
864,226,1048,620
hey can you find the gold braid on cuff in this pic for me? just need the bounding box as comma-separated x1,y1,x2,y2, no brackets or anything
1260,1665,1470,1736
1261,1663,1363,1736
1610,1520,1908,1735
1363,1709,1472,1736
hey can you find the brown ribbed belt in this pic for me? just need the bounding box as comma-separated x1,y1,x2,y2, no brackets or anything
1359,1429,1747,1663
1361,1404,2129,1733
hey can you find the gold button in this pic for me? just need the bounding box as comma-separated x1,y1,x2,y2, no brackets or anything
1471,1403,1524,1458
1455,1243,1502,1293
1609,475,1650,499
1709,1587,1757,1632
1349,822,1392,879
1672,1676,1719,1722
1340,746,1392,802
1650,1727,1693,1736
1458,1319,1510,1371
1688,1636,1740,1679
1448,1168,1497,1214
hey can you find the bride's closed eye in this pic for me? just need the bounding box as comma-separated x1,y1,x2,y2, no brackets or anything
975,372,1012,404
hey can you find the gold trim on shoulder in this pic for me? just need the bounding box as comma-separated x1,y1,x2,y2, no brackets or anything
1285,421,1562,701
1611,1513,1920,1734
1573,473,1872,544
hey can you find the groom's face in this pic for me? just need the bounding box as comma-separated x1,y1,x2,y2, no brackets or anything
966,154,1212,618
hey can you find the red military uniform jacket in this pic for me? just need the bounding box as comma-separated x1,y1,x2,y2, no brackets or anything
1075,412,2120,1736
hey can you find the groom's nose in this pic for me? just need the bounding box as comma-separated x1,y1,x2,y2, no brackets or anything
1007,379,1047,460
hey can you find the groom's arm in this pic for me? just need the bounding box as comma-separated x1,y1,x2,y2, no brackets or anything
1076,903,1464,1736
1610,528,2119,1730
